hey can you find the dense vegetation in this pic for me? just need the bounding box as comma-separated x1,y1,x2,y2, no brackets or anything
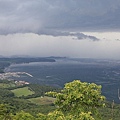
7,83,59,99
0,79,57,116
0,79,120,120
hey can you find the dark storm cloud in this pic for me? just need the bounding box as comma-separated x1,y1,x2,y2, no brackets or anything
0,0,120,35
35,29,99,41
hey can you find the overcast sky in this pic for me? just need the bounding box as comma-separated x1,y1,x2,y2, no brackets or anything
0,0,120,59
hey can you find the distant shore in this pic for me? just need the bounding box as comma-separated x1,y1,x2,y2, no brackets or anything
0,57,56,74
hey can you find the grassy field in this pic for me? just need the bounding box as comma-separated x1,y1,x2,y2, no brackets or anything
11,87,34,97
29,96,56,105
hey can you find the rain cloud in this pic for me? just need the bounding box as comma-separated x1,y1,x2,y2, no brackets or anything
0,0,120,59
0,0,120,35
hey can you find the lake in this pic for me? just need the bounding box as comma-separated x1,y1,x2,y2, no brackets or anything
5,58,120,103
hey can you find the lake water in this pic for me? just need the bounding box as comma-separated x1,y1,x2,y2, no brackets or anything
5,59,120,103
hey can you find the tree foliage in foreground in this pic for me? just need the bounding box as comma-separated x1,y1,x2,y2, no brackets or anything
0,80,106,120
46,80,105,119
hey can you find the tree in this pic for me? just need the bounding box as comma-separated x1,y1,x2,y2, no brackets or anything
13,111,35,120
0,80,106,120
0,104,13,120
46,80,105,119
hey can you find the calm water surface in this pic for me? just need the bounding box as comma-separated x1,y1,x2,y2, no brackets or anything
5,59,120,103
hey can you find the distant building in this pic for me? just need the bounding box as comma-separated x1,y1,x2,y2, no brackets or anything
15,80,29,86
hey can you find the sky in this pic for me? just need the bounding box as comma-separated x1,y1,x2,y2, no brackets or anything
0,0,120,59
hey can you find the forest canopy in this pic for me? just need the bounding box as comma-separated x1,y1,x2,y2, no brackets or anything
0,80,107,120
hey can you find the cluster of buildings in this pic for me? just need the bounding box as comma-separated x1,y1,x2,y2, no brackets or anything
15,80,29,85
0,72,20,80
0,72,31,85
0,72,33,80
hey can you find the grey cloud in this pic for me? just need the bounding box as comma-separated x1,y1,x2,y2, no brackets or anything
0,0,120,35
115,39,120,41
35,29,99,41
67,32,99,41
73,33,99,41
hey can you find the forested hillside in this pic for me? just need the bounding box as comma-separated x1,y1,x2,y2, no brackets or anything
0,79,120,120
